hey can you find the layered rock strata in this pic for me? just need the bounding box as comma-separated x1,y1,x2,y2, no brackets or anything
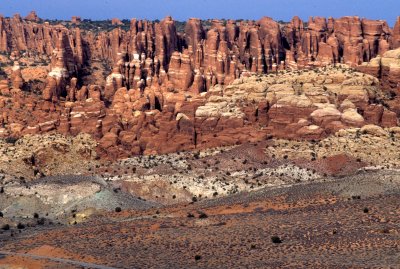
0,65,397,158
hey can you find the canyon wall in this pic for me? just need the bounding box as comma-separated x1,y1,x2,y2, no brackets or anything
0,13,399,159
1,14,400,95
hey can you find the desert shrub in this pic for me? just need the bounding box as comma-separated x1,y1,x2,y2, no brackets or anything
0,69,6,80
380,228,390,234
5,137,18,144
115,207,122,212
198,212,208,219
271,235,282,244
187,213,195,218
17,223,25,229
1,224,10,230
194,255,202,261
37,218,45,225
33,213,39,218
363,207,369,213
0,212,3,217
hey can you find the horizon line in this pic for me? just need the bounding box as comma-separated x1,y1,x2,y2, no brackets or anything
1,11,399,25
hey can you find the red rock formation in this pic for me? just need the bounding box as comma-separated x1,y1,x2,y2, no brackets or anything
74,28,84,68
185,18,204,62
67,77,78,101
10,62,24,90
105,54,125,102
333,17,363,65
357,48,400,94
168,51,194,91
1,14,400,93
362,19,391,59
0,79,9,96
112,18,123,26
393,17,400,49
0,25,7,53
43,33,76,101
71,16,81,25
25,11,40,22
0,14,398,158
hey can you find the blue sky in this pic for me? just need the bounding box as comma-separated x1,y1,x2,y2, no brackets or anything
0,0,399,26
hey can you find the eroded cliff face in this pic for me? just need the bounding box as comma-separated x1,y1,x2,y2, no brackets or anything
357,48,400,117
0,13,399,159
1,14,399,95
0,64,398,158
358,48,400,93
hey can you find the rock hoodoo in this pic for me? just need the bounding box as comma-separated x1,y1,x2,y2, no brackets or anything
0,12,399,158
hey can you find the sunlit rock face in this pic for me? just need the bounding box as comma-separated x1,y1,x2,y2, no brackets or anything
0,13,399,158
